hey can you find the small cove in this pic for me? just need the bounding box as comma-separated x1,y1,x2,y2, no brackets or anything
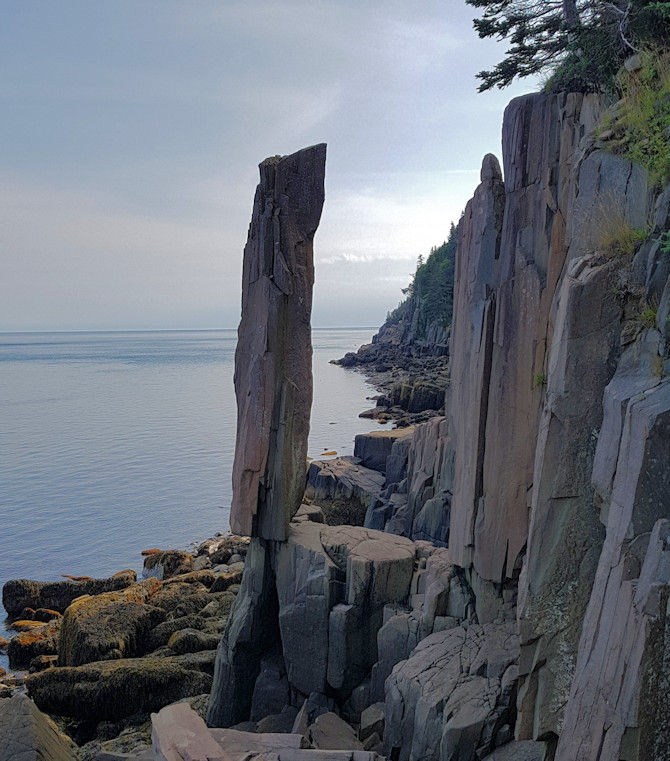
0,328,380,671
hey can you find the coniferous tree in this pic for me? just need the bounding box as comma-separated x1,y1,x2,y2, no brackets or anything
466,0,670,91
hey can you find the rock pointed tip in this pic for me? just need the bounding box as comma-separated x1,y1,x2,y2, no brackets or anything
481,153,502,183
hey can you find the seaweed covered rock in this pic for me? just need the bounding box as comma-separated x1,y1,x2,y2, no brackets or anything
58,581,165,667
27,655,213,726
2,572,137,616
8,619,61,670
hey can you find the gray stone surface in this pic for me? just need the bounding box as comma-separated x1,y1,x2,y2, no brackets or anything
384,621,519,761
516,255,623,738
152,703,226,761
308,713,363,751
0,695,76,761
353,428,414,475
554,343,670,761
230,144,326,542
208,523,416,726
306,457,384,509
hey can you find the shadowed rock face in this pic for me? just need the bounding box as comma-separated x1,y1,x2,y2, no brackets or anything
231,144,327,542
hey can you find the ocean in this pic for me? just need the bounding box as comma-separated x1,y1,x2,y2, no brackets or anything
0,328,380,671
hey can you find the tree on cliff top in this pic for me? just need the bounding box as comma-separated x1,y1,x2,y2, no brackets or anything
467,0,670,91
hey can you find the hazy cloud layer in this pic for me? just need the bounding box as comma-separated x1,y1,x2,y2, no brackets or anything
1,0,537,331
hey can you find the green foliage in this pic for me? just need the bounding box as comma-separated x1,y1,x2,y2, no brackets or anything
386,222,459,337
533,372,547,387
467,0,670,93
601,49,670,185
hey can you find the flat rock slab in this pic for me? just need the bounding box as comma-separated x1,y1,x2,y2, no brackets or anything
306,457,384,508
0,694,76,761
152,703,230,761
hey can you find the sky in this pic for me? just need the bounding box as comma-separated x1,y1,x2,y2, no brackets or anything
0,1,538,332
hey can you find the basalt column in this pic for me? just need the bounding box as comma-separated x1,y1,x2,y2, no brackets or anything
208,144,326,727
231,144,327,541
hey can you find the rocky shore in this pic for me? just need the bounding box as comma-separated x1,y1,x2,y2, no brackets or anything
0,534,249,755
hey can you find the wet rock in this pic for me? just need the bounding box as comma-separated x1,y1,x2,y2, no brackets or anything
27,655,213,725
8,619,61,670
166,628,220,655
58,581,165,667
209,568,244,593
230,144,326,542
0,694,76,761
149,583,208,614
2,572,137,616
142,551,193,581
163,570,215,588
147,614,210,651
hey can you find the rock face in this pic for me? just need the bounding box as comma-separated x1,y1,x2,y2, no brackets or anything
324,88,670,760
207,523,416,727
0,695,75,761
230,144,327,542
384,621,519,761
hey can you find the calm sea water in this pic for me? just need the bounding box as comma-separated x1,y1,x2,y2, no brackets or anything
0,328,380,669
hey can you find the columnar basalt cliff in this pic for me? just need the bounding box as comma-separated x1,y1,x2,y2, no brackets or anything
341,90,670,759
204,92,670,760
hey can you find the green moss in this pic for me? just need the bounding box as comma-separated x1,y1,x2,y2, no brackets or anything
602,49,670,186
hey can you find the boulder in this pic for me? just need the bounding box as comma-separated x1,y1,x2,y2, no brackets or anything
2,572,137,616
209,568,244,593
359,703,384,743
306,457,385,525
149,584,212,616
167,628,221,655
384,621,519,761
0,695,76,761
308,712,363,751
147,614,211,651
230,144,327,542
58,581,165,666
27,655,213,725
143,551,194,581
151,703,226,761
163,570,215,588
256,705,299,734
8,619,61,670
353,428,415,475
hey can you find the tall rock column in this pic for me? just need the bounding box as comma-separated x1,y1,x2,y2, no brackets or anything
230,144,326,542
208,145,326,728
